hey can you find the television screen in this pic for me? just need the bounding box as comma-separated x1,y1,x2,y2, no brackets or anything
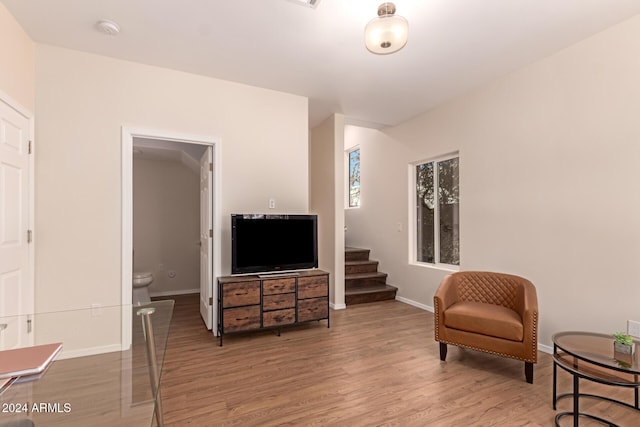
231,214,318,275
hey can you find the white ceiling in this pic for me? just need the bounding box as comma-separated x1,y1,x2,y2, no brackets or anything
4,0,640,127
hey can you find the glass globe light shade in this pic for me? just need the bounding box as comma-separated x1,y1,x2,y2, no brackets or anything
365,14,408,55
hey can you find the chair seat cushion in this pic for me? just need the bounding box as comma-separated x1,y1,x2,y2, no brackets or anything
444,301,523,342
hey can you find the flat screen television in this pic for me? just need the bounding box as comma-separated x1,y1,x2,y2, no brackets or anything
231,214,318,275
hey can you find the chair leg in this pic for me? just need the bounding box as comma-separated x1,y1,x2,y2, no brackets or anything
525,362,534,384
439,343,447,361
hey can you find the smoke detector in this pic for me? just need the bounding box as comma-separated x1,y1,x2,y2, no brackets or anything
96,19,121,36
287,0,321,9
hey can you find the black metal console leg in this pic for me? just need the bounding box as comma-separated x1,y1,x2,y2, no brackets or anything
525,362,534,384
553,360,557,409
573,374,579,427
439,343,447,361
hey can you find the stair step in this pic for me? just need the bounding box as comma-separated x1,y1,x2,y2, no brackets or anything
345,272,388,289
344,247,397,305
345,260,379,275
346,284,398,305
345,247,370,262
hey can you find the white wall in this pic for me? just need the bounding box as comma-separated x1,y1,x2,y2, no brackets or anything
346,15,640,348
310,114,345,308
35,45,309,312
133,157,200,296
0,3,34,111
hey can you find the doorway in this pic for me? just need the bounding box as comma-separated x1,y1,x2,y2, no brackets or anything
0,94,35,349
121,127,221,332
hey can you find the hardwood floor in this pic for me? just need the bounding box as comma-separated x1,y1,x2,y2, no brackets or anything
159,294,640,426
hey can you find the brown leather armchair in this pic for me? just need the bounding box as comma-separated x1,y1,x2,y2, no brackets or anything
434,271,538,383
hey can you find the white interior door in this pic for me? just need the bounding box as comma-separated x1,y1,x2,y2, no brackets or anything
0,98,33,350
199,147,214,329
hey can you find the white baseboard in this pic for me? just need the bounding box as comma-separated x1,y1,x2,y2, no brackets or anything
394,295,552,355
331,302,346,310
58,344,122,360
395,295,434,313
538,343,553,354
150,289,199,297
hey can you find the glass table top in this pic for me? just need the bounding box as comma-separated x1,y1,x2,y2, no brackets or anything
0,300,174,427
553,331,640,375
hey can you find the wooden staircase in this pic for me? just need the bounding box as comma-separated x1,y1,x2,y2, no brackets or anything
345,247,398,305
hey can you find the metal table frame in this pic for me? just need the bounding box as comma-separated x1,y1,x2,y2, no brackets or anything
553,331,640,427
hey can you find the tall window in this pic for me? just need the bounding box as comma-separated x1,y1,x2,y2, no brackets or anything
415,154,459,266
348,147,360,208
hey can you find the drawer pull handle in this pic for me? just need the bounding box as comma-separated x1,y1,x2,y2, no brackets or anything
234,291,248,296
236,317,249,321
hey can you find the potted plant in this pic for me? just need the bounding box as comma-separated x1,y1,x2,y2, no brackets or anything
613,332,635,355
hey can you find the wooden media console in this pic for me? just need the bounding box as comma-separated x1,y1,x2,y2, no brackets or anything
217,270,329,346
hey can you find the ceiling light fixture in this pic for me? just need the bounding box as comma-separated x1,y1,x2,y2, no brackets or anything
287,0,321,8
96,19,121,36
364,2,408,55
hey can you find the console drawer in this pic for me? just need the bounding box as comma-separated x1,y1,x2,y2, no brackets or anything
298,276,328,299
222,281,260,307
263,308,296,327
298,297,328,322
263,293,295,311
263,278,296,295
223,306,260,332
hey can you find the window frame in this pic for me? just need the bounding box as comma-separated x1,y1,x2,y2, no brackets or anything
409,152,460,271
346,146,361,209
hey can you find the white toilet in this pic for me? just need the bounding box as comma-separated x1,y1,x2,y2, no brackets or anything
133,271,154,306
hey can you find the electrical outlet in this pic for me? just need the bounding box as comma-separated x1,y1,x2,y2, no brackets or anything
269,198,276,209
627,320,640,338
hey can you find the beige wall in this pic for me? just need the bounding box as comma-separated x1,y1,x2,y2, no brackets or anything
35,45,309,311
346,15,640,349
0,3,35,111
310,114,345,308
133,157,200,296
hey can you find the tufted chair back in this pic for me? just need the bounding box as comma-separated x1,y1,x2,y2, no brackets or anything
455,271,522,312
